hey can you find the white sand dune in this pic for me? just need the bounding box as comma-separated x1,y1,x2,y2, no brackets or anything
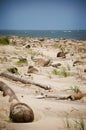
0,37,86,130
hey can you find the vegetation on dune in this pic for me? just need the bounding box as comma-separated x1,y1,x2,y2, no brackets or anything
27,48,43,57
7,67,19,75
0,37,9,45
65,117,85,130
52,67,71,77
69,86,81,93
16,58,28,66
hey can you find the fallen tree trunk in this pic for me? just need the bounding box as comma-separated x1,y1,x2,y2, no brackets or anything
0,72,51,90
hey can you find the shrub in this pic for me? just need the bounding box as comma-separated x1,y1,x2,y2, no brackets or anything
0,37,9,45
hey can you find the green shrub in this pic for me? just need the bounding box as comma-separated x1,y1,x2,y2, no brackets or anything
0,37,9,45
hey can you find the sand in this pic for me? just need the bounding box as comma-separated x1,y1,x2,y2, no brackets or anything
0,37,86,130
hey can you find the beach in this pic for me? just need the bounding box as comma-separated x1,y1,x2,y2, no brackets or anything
0,36,86,130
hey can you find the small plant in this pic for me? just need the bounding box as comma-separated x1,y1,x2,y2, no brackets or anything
52,69,60,75
74,118,85,130
0,37,9,45
28,48,43,56
52,67,71,77
69,86,81,93
78,47,86,53
4,118,12,122
61,67,71,77
80,55,86,59
16,58,28,66
7,67,19,75
64,117,85,130
53,43,60,48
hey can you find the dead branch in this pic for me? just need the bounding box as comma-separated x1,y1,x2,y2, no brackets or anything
0,72,51,90
35,93,71,100
0,80,19,102
35,92,86,100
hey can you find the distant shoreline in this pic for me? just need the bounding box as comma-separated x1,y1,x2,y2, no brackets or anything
0,30,86,40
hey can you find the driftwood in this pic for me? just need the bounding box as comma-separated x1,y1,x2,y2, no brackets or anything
35,92,86,100
35,93,70,100
0,81,19,102
0,80,34,123
10,102,34,123
0,72,51,90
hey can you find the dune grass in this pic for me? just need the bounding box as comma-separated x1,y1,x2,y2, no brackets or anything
69,86,81,93
65,118,85,130
0,37,9,45
52,67,71,77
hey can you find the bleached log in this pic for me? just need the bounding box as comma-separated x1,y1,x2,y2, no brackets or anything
35,92,86,101
35,93,71,100
0,72,51,90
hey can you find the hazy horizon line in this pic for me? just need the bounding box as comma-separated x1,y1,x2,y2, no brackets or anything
0,29,86,31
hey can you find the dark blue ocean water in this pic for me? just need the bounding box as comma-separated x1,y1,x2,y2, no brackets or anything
0,30,86,40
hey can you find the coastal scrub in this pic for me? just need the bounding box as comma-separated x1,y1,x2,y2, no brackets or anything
0,37,9,45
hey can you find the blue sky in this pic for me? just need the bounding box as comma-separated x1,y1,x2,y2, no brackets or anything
0,0,86,30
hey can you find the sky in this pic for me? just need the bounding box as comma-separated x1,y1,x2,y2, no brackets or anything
0,0,86,30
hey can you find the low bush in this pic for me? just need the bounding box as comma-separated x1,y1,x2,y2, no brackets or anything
0,37,9,45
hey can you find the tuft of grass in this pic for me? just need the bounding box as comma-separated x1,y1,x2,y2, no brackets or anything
53,43,60,48
74,118,85,130
69,86,81,93
78,47,86,53
7,67,19,75
28,48,43,56
80,55,86,59
61,67,71,77
52,69,60,75
0,37,9,45
64,117,85,130
52,67,71,77
16,58,28,66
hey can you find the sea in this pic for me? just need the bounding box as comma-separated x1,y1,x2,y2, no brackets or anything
0,30,86,40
